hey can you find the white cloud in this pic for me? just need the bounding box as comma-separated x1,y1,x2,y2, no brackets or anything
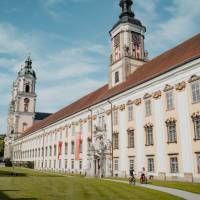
137,0,200,58
0,20,107,133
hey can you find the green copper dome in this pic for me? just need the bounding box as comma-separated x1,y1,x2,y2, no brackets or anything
18,56,36,79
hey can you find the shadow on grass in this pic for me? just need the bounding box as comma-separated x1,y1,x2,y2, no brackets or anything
0,190,37,200
0,171,27,177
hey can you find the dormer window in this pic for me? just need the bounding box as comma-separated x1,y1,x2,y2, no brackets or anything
115,71,119,84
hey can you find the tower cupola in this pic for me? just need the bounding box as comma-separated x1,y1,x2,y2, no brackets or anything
108,0,147,88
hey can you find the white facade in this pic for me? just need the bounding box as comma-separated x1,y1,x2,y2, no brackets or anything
10,0,200,182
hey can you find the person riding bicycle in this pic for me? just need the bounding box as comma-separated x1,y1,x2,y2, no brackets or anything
140,167,147,184
129,168,136,185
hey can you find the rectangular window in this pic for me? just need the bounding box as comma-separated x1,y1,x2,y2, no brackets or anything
72,125,76,135
42,148,44,157
79,160,82,170
71,159,74,169
45,160,47,168
170,157,179,173
54,145,56,156
54,160,56,169
80,124,83,134
166,122,177,143
128,105,133,121
88,119,92,132
114,159,119,171
128,130,134,148
145,126,153,146
193,117,200,140
65,159,68,169
113,133,119,149
145,99,152,116
191,81,200,103
115,71,119,83
197,155,200,173
71,141,75,154
65,143,68,155
129,159,134,170
147,158,155,172
49,160,51,168
80,141,83,153
49,146,52,156
166,91,174,110
59,160,62,169
65,128,68,138
113,110,118,126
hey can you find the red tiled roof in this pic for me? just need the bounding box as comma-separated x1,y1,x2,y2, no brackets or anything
24,33,200,136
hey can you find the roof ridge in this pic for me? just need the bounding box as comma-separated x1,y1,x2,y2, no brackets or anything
22,33,200,137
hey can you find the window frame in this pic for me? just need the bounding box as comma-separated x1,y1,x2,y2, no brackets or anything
166,121,177,143
166,91,174,111
191,80,200,103
128,105,134,121
145,98,152,117
170,156,179,173
147,157,155,173
145,126,154,146
127,130,134,148
113,133,119,149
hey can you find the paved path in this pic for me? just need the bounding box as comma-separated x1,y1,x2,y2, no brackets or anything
103,179,200,200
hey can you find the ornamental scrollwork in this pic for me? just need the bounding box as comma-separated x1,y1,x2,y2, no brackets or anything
163,84,174,92
191,111,200,120
188,75,200,83
175,81,186,91
134,98,142,105
127,100,134,105
113,105,118,111
144,122,153,128
153,90,162,99
127,127,134,132
119,104,126,111
106,109,111,116
165,117,177,124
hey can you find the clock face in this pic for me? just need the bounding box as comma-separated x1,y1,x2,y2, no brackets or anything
132,33,140,45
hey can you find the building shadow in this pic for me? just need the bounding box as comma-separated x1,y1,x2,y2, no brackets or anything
0,190,37,200
0,171,27,177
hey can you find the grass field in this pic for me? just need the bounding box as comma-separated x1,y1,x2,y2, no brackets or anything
106,176,200,195
150,180,200,194
0,167,183,200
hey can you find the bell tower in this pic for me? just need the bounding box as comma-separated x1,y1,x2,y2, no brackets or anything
109,0,147,88
7,56,37,139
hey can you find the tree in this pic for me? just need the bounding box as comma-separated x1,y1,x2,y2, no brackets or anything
0,135,5,158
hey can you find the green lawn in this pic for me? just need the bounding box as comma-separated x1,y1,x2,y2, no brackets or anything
106,176,200,195
0,167,183,200
150,180,200,194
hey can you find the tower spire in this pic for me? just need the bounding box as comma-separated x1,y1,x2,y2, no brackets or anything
119,0,135,19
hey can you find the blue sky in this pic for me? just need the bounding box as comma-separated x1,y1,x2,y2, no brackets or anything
0,0,200,134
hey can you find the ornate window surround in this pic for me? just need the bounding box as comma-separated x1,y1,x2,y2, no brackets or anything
165,118,177,144
191,111,200,141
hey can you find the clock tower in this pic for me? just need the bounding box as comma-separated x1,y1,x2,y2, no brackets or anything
109,0,147,88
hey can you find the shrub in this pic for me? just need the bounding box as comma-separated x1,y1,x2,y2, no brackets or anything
4,158,13,167
27,161,34,169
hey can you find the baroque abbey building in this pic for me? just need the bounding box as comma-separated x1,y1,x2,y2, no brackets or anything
4,0,200,181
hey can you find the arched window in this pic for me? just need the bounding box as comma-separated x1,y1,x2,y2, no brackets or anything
25,85,30,93
24,98,30,112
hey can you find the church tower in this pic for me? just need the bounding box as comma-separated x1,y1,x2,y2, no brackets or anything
7,56,37,139
109,0,147,88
